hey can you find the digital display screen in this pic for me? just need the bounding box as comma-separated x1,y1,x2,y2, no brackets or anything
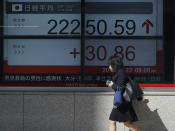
85,39,163,74
4,1,81,36
85,0,163,36
3,0,164,84
6,39,80,66
4,0,163,36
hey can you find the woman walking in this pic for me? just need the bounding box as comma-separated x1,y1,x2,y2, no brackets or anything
107,55,149,131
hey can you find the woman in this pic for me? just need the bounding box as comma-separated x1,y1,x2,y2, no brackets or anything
107,55,149,131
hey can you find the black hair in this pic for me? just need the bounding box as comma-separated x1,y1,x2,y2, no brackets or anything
108,55,123,72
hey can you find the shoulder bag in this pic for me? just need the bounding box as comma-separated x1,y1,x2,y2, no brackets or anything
123,77,143,102
113,86,122,106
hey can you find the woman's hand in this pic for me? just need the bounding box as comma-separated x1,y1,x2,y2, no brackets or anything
108,81,114,87
142,98,149,104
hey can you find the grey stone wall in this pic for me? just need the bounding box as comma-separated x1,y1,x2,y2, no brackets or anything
0,88,174,131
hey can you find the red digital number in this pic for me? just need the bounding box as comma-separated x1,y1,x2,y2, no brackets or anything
114,45,135,61
86,45,107,61
86,45,95,61
114,46,124,59
97,45,107,61
86,45,136,62
126,45,135,61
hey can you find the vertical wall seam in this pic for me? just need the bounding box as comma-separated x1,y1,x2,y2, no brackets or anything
73,92,76,131
23,92,24,131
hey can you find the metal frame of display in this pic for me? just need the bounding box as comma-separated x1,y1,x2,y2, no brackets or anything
0,0,4,81
163,0,174,82
0,0,174,91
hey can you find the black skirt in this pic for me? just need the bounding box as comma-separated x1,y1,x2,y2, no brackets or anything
109,102,138,122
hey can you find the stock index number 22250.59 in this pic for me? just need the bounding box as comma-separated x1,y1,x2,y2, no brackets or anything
48,19,136,35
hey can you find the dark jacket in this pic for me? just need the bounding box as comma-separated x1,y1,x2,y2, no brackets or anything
112,68,129,93
112,68,143,101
